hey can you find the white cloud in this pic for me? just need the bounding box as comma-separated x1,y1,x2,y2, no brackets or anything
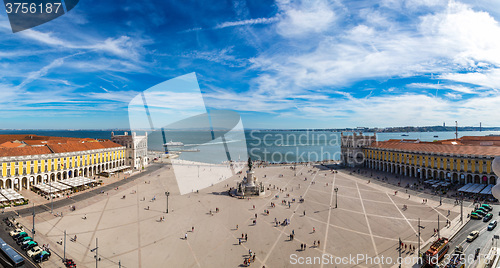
445,92,462,99
276,0,338,37
440,68,500,89
236,0,500,120
215,17,279,29
20,30,148,61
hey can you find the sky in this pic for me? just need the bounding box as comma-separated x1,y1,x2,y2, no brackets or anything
1,0,500,129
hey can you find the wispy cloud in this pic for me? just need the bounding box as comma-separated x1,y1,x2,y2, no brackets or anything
215,17,279,29
180,17,278,33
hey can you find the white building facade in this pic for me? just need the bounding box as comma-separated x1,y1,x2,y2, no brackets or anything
111,132,149,170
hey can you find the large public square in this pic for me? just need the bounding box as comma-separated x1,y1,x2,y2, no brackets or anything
15,161,464,268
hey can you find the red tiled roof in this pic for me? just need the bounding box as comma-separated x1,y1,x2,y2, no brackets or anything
368,139,500,156
0,135,123,157
48,140,122,153
0,141,25,148
0,146,53,157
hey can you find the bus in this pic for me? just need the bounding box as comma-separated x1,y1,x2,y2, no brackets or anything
0,237,25,267
425,237,449,266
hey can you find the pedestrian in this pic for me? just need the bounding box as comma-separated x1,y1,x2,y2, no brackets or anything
317,240,320,248
304,243,306,250
303,210,306,216
301,244,303,250
313,227,315,233
313,241,316,247
185,233,187,240
192,226,194,232
245,233,248,241
239,238,241,245
236,224,239,230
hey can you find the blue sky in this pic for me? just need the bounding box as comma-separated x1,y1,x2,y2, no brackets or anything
1,0,500,129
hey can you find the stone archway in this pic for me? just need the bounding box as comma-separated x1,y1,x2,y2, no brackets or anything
63,171,67,180
57,172,61,180
22,177,28,189
14,178,20,190
452,173,458,184
6,179,12,189
491,176,496,185
474,175,480,184
467,174,472,184
0,180,4,189
29,176,35,187
50,173,55,182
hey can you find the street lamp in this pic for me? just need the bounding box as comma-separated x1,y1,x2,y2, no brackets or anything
165,191,170,213
90,238,99,268
334,187,339,208
417,218,425,265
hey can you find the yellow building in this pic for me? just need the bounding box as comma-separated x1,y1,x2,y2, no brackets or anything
0,135,126,190
360,136,500,185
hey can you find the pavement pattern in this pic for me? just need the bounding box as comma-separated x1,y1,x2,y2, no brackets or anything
14,162,464,268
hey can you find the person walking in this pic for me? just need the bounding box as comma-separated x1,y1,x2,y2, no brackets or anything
185,233,188,240
245,233,248,241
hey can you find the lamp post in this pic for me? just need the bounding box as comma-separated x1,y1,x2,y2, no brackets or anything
417,218,425,265
334,187,339,208
460,193,463,223
90,238,99,268
398,237,402,268
32,203,35,240
165,191,170,213
50,178,53,214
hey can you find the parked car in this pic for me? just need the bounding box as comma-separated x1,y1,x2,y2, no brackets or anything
481,204,493,211
483,213,493,222
488,220,497,231
467,230,479,242
9,228,24,237
27,246,43,258
471,213,483,220
21,241,38,251
475,209,487,216
33,250,51,263
12,232,28,240
16,236,32,245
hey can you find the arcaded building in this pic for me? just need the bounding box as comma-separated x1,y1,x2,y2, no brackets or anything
110,132,148,170
0,135,126,191
340,132,377,167
362,136,499,185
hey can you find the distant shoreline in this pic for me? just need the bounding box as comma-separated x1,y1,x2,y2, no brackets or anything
0,127,499,132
